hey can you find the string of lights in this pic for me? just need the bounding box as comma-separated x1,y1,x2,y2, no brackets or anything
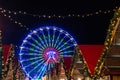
0,9,30,31
0,7,118,19
0,7,119,32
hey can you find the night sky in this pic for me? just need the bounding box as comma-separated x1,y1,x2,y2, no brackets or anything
0,0,119,46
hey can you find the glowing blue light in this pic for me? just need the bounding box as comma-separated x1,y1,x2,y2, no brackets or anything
46,27,50,30
28,35,31,37
20,60,23,63
53,27,56,30
74,43,77,46
60,29,63,32
46,51,56,58
53,32,61,47
65,33,69,36
19,26,77,80
33,30,37,34
39,28,43,31
19,53,23,55
41,31,49,46
47,29,51,46
70,38,74,41
35,33,47,48
23,40,27,43
26,74,29,77
20,46,24,49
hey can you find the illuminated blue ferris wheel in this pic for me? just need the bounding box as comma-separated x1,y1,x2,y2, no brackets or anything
19,26,77,79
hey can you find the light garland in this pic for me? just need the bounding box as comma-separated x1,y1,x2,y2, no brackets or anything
4,44,15,79
0,7,118,19
0,30,2,80
94,7,120,79
76,46,92,77
66,46,92,80
0,7,118,31
0,10,30,31
0,30,5,80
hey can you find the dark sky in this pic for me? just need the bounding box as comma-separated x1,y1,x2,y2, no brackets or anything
0,0,119,46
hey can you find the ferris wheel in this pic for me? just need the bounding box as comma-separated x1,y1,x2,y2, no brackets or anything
19,26,77,79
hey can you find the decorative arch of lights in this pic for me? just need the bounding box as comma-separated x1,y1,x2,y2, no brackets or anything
19,26,77,79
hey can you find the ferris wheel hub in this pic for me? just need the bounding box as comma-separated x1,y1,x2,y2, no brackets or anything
43,47,59,63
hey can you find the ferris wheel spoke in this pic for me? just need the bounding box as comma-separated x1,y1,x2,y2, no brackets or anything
55,35,67,49
37,63,48,79
35,33,47,48
47,63,51,71
58,44,74,52
19,52,42,56
24,47,40,53
59,50,74,54
47,28,51,47
30,36,45,50
59,50,74,57
21,46,41,53
35,57,51,79
24,40,42,51
27,60,45,74
23,59,44,69
41,31,49,47
57,39,71,51
21,56,41,62
52,29,56,47
53,31,62,48
35,58,50,79
31,36,45,50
